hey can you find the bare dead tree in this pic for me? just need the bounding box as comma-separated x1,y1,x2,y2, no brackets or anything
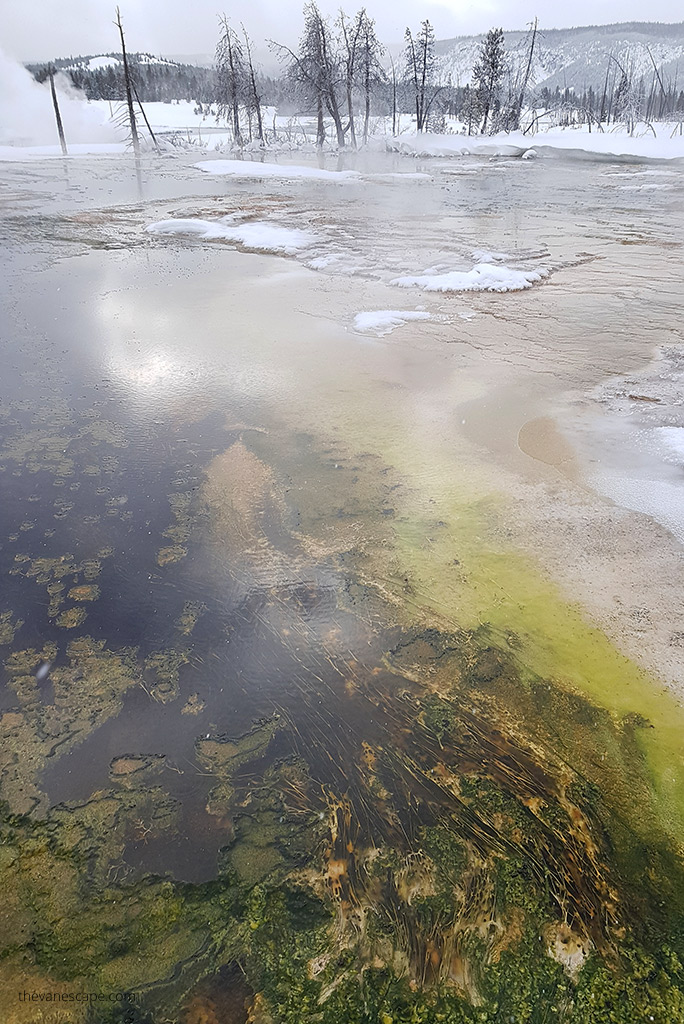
389,52,398,136
404,20,436,132
599,60,611,124
131,78,160,151
115,7,140,156
48,65,68,155
216,16,245,147
242,25,264,143
512,17,537,130
339,8,363,147
646,45,668,119
358,10,384,144
271,4,346,148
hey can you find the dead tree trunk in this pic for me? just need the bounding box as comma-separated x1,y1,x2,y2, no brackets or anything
316,94,325,147
242,27,264,143
48,66,68,155
115,7,140,157
131,80,160,151
516,17,537,128
390,54,397,135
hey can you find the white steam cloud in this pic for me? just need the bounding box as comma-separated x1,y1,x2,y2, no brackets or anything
0,48,121,147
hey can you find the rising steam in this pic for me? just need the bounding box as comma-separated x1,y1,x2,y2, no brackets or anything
0,48,122,147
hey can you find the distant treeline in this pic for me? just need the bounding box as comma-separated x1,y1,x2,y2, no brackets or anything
27,11,684,143
28,55,217,104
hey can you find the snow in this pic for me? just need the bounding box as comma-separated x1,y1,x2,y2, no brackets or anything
86,56,121,71
353,310,431,336
471,249,510,263
391,263,547,293
656,427,684,461
0,142,126,160
195,159,360,181
145,216,314,254
63,54,179,72
308,255,342,269
387,128,684,163
435,27,684,96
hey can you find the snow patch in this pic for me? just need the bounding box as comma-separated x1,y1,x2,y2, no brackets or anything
145,217,314,254
195,159,360,181
353,310,431,336
656,427,684,460
391,263,547,293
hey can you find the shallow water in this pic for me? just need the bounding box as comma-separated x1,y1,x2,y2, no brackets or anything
2,148,684,1021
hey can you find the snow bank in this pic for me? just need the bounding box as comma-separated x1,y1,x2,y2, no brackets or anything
195,159,360,180
387,127,684,163
391,263,547,294
145,217,314,254
353,310,431,336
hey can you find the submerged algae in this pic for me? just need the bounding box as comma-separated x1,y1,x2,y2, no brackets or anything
0,638,141,814
2,384,684,1023
2,547,684,1021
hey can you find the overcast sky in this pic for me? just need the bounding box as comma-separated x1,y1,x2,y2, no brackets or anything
4,0,682,62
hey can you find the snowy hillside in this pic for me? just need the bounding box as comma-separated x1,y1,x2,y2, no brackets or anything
57,53,181,72
435,21,684,93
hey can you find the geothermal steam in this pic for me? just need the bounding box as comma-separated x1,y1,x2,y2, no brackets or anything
0,48,121,147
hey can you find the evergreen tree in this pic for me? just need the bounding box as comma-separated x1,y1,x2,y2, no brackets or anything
472,27,507,134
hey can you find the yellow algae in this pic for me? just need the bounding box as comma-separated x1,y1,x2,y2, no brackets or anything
157,544,187,566
0,612,24,645
56,607,87,629
246,417,684,846
181,692,206,715
67,584,100,602
0,639,140,814
175,601,207,636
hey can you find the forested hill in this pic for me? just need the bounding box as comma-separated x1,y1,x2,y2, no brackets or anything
27,53,216,104
27,21,684,108
435,21,684,92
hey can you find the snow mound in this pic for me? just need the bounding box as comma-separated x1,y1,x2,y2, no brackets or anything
391,263,547,293
387,129,684,163
145,217,314,254
194,159,360,181
353,310,431,336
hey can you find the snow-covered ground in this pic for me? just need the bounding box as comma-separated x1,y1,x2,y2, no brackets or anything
2,79,684,164
386,126,684,162
146,216,314,255
194,159,360,181
352,310,431,336
391,263,548,294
